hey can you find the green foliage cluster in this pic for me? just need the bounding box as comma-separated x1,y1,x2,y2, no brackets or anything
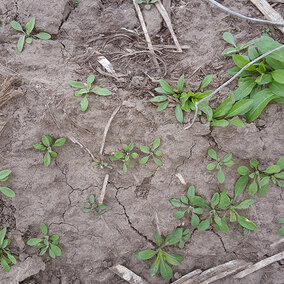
93,159,112,169
135,0,158,10
0,169,15,198
10,17,51,52
82,194,107,216
140,138,162,166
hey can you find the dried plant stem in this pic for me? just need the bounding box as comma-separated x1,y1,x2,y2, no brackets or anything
184,45,284,130
68,135,96,161
98,174,109,204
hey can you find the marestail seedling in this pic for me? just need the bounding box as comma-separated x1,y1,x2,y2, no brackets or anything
0,169,15,198
68,75,112,112
82,194,107,216
140,138,163,166
27,223,61,259
0,228,17,272
33,135,66,167
135,0,158,10
277,218,284,236
10,17,51,52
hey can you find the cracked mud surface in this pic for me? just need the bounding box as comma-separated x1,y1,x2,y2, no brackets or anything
0,0,284,283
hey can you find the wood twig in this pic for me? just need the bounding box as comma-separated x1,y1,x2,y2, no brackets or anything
0,76,22,108
172,269,202,284
68,135,96,161
98,174,109,204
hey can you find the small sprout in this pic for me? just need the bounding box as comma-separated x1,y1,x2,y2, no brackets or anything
140,138,163,166
93,159,112,169
27,223,62,259
33,135,66,167
0,169,15,198
277,218,284,236
135,0,158,10
82,194,107,216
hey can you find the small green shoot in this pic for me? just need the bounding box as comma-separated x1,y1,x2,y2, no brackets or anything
82,194,107,216
33,135,66,167
68,75,112,112
0,228,17,272
140,138,163,166
93,159,112,169
277,218,284,236
0,169,15,198
10,17,51,52
135,0,158,10
207,149,234,183
27,223,61,259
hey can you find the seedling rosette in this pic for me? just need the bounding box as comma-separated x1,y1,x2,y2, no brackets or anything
82,194,107,216
140,138,163,166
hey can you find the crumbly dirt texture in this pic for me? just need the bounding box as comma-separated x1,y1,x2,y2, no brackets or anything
0,0,284,283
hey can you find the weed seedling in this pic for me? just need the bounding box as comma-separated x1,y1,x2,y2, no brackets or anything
33,135,66,167
277,218,284,236
135,0,158,10
93,159,112,169
206,149,234,183
0,228,17,272
135,228,186,280
10,17,51,52
236,156,284,196
140,138,163,166
109,142,138,173
68,75,112,112
27,223,61,259
0,169,15,198
82,194,107,216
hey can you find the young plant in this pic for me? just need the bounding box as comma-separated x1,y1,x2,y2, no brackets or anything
206,149,234,183
0,169,15,198
109,142,138,173
0,228,17,272
93,159,112,169
33,135,66,167
82,194,107,216
236,156,284,196
135,0,158,10
151,74,213,123
135,228,186,280
10,17,51,52
277,218,284,236
27,223,61,259
140,138,163,166
68,75,112,112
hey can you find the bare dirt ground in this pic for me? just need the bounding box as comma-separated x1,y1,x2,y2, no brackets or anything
0,0,283,283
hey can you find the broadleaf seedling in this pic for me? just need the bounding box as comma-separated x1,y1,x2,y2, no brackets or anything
140,138,163,166
10,17,51,52
68,75,112,112
0,169,15,198
33,135,66,167
277,218,284,236
27,223,62,259
82,194,107,216
135,0,158,10
93,159,112,169
0,228,17,272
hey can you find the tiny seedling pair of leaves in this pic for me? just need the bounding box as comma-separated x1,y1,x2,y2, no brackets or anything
82,194,107,216
0,228,17,272
93,159,112,169
151,74,213,123
277,218,284,236
140,138,163,166
10,17,51,52
27,223,61,259
33,135,66,167
207,149,234,183
135,229,185,280
68,75,112,112
135,0,158,10
0,169,15,198
110,142,139,173
235,156,284,196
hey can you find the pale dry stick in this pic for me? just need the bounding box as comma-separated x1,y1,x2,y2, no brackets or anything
68,135,96,161
155,1,182,52
184,45,284,130
172,270,203,284
270,238,284,248
234,250,284,279
100,105,121,156
133,0,161,70
97,174,109,204
175,173,186,185
154,212,162,235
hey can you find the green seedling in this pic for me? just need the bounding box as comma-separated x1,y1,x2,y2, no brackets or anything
171,185,258,233
109,142,138,173
151,74,213,123
82,194,107,216
135,228,186,280
207,149,234,183
0,228,17,272
93,159,112,169
0,169,15,198
236,156,284,196
10,17,51,52
27,223,61,259
277,218,284,236
68,75,112,112
135,0,158,10
140,138,163,166
33,135,66,167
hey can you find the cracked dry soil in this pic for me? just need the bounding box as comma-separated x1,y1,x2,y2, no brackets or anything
0,0,284,283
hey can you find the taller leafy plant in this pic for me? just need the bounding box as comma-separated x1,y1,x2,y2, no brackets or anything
0,169,15,198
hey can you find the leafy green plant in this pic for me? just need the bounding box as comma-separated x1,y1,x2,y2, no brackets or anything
10,17,51,52
135,228,186,280
33,135,66,167
140,138,163,166
236,156,284,196
206,149,234,183
0,169,15,198
0,228,17,272
93,159,112,169
151,74,213,123
109,142,138,173
171,185,258,233
277,218,284,235
68,75,112,112
27,223,61,259
135,0,158,10
82,194,107,216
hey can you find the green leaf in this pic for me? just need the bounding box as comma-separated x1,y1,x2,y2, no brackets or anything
227,99,253,117
155,233,162,246
238,166,250,175
199,101,213,122
235,199,254,209
200,74,213,90
187,185,195,198
222,47,237,55
223,32,236,47
211,120,230,127
80,96,89,112
191,213,200,226
49,151,58,158
114,152,124,159
248,180,258,196
7,253,16,265
234,176,249,198
218,191,231,209
123,163,127,173
250,158,258,169
131,153,139,159
154,87,168,94
232,54,256,71
40,223,48,235
259,176,270,194
208,149,218,160
35,32,51,40
178,74,184,93
92,86,112,96
157,101,169,111
135,249,156,260
27,238,42,246
25,17,35,35
49,248,56,259
69,81,84,89
255,74,272,85
170,199,181,208
0,228,7,247
10,21,23,32
213,96,234,118
277,180,284,187
152,138,160,150
44,152,51,167
163,252,182,266
25,37,32,44
238,215,258,231
277,218,284,224
223,153,232,163
216,217,229,233
155,150,162,156
33,144,46,151
40,246,48,255
173,211,185,219
54,138,66,147
128,142,134,151
269,80,284,97
140,156,149,164
192,207,203,214
153,157,162,166
211,192,220,208
87,75,95,86
217,169,225,184
89,195,95,203
175,104,183,123
160,257,173,280
278,227,284,235
0,187,15,198
224,160,235,167
42,135,52,146
248,46,259,60
0,170,12,180
145,4,151,9
198,218,211,231
190,196,208,208
159,80,175,95
230,211,237,222
207,163,216,170
1,257,10,272
229,119,245,128
274,172,284,179
150,254,160,275
263,165,281,174
17,35,25,52
50,244,61,256
277,156,284,170
179,196,187,205
233,79,256,100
